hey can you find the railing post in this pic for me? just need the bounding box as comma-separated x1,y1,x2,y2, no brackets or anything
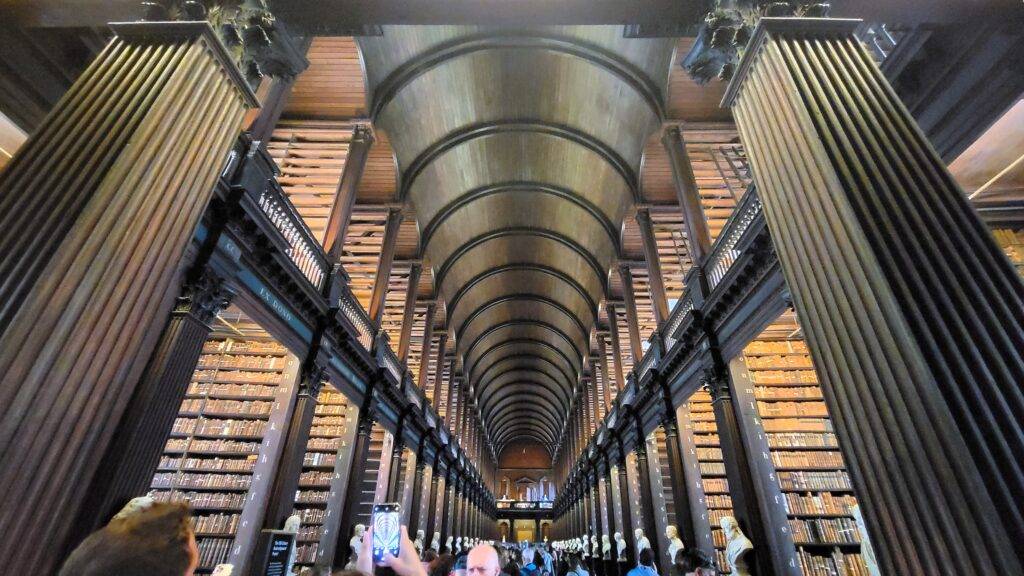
635,208,670,325
368,209,403,326
662,125,712,263
323,125,376,262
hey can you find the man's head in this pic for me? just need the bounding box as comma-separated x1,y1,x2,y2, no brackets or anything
467,544,501,576
60,502,197,576
638,548,655,568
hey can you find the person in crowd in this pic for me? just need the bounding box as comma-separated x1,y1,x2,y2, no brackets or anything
563,553,589,576
355,525,429,576
626,548,659,576
59,500,198,576
519,546,541,576
431,553,456,576
467,544,503,576
423,548,440,570
671,549,716,576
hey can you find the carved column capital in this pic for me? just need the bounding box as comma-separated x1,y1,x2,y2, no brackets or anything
701,365,731,404
174,271,234,325
298,364,327,399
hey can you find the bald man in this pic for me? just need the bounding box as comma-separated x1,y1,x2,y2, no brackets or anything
467,544,501,576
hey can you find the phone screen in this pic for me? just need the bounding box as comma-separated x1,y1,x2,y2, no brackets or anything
372,503,401,564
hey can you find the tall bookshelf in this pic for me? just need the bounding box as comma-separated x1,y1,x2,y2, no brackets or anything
687,390,733,573
152,335,294,572
742,317,868,576
291,389,353,572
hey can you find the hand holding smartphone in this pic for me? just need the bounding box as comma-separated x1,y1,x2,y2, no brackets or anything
372,503,402,564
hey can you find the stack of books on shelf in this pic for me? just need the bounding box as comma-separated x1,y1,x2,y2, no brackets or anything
291,389,352,572
687,391,733,574
743,332,867,576
150,336,290,573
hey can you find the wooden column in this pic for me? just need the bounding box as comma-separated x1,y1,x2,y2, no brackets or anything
618,265,644,364
632,418,662,564
387,414,408,501
263,366,327,530
440,468,457,544
323,125,375,261
661,125,712,263
396,262,423,362
67,271,234,548
0,22,255,573
635,208,670,325
705,363,799,576
431,333,448,409
726,17,1024,575
416,303,437,388
335,405,377,568
408,449,427,534
674,402,716,560
315,403,361,570
605,304,626,390
615,439,636,566
658,379,712,557
425,463,443,541
368,209,403,326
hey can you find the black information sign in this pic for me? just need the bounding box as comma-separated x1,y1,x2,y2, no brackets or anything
257,529,295,576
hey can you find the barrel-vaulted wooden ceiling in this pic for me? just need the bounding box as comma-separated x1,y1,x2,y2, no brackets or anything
356,26,675,453
276,29,739,457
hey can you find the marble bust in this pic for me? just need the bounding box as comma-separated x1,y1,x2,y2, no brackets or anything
350,523,366,558
591,536,599,558
665,525,684,563
615,532,628,562
721,517,753,576
414,529,425,553
431,531,441,552
601,534,612,559
634,528,651,553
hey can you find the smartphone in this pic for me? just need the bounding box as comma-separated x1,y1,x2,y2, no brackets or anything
372,503,402,564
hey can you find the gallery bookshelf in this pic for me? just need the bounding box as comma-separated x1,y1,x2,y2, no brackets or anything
291,389,353,572
151,336,293,572
742,324,869,576
687,390,733,573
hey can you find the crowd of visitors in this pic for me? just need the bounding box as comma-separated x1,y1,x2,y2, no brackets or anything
59,497,717,576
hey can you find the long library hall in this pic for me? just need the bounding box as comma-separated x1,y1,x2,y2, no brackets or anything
0,1,1022,576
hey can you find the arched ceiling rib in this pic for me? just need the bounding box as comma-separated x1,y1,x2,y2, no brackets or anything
359,25,672,453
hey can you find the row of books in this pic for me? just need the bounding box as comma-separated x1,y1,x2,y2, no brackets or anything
304,452,337,467
295,543,318,565
296,525,322,541
789,518,861,545
746,354,814,369
193,369,282,383
751,370,819,385
696,447,723,460
299,470,334,486
180,398,273,417
153,489,246,509
702,476,729,494
310,425,347,437
745,340,810,355
755,386,823,400
772,451,845,469
296,489,330,504
783,493,858,517
193,513,240,535
700,462,727,476
187,382,278,398
199,354,286,369
778,471,852,492
762,418,834,433
166,438,261,454
757,401,830,418
203,340,286,354
295,507,327,525
706,494,733,509
797,550,869,576
159,456,256,472
153,472,252,490
173,417,268,437
767,432,839,449
197,537,232,567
